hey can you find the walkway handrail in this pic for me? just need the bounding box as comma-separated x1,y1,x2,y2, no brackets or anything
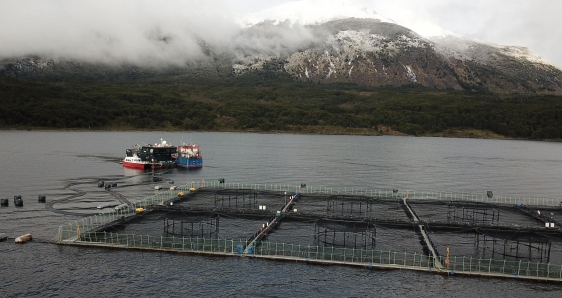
54,182,562,283
70,231,562,282
190,181,560,207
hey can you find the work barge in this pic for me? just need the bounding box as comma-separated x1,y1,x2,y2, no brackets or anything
55,181,562,283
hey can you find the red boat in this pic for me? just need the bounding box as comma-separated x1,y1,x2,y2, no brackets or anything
122,154,148,169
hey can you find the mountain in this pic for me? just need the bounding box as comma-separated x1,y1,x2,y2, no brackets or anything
1,12,561,94
233,18,562,94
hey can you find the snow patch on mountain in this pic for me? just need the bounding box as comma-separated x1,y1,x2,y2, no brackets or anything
232,53,277,75
492,45,554,66
431,34,555,67
239,0,393,27
326,30,430,59
403,64,417,83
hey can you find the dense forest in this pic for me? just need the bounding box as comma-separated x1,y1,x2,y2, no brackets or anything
1,72,562,140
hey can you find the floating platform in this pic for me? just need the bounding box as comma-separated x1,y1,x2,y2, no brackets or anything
55,182,562,283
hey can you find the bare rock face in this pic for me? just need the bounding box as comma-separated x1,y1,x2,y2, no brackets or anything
282,20,464,90
277,18,562,94
1,17,561,94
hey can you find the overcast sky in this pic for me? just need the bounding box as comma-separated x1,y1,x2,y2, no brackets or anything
1,0,560,68
231,0,561,68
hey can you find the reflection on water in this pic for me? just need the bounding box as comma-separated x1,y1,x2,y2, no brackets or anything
122,166,146,177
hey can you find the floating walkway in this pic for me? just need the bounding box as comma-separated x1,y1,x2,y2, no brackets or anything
71,231,562,283
54,182,562,283
402,198,443,269
243,192,301,253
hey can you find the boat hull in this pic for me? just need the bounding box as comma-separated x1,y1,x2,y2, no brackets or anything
176,157,203,169
122,161,147,169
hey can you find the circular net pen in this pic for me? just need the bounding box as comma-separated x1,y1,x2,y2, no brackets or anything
213,189,261,210
475,229,552,263
163,215,219,238
447,201,500,225
325,195,378,217
314,219,376,250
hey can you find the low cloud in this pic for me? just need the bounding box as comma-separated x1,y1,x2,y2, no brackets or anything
370,0,562,68
2,0,561,69
0,0,241,66
0,0,325,67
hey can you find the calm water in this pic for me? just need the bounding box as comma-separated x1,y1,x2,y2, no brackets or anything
1,131,562,297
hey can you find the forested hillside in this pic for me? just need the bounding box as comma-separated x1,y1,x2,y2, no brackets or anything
1,74,562,140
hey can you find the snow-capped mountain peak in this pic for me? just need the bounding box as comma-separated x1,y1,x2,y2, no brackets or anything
239,0,394,27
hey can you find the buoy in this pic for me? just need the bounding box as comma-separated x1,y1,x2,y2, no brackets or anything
0,198,8,207
97,202,117,209
38,195,46,203
15,234,32,243
115,203,129,211
14,195,23,207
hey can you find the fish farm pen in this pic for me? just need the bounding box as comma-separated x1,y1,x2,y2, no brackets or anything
55,181,562,283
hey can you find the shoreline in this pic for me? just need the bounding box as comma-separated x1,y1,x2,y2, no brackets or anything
2,126,558,142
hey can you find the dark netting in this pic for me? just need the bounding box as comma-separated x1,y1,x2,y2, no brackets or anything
447,201,500,225
326,195,376,217
214,189,259,209
314,219,376,249
475,229,552,263
163,215,219,238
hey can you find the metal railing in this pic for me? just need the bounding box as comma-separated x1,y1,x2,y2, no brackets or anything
190,181,560,207
56,186,188,242
54,181,562,282
75,231,562,281
55,181,559,244
441,255,562,280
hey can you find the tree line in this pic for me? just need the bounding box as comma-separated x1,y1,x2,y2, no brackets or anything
1,74,562,140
